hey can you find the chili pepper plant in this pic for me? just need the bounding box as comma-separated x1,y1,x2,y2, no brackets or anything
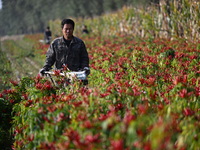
1,35,199,150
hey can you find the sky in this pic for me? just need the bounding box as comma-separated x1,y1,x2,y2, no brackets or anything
0,0,2,9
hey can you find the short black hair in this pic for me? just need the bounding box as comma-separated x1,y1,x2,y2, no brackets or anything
61,19,75,29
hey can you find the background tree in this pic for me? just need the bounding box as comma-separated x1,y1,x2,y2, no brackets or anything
0,0,159,36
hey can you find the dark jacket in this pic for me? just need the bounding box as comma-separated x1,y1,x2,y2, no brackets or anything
44,30,52,44
43,36,89,71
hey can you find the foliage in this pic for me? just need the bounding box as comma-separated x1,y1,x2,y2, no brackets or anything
0,43,12,89
0,40,13,150
72,0,200,40
1,33,199,149
0,98,13,149
0,0,156,36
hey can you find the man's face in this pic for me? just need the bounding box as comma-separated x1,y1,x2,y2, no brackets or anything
62,24,74,40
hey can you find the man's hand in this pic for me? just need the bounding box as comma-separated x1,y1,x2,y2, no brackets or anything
39,68,47,76
83,67,90,76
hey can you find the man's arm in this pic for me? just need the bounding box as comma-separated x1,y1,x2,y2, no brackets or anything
43,43,56,70
80,41,89,68
80,41,90,75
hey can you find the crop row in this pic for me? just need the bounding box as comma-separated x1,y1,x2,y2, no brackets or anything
0,34,199,149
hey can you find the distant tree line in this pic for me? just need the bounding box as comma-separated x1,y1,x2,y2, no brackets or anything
0,0,159,36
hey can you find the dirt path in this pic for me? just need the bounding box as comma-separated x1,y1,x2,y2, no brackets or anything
0,40,22,81
0,35,41,80
25,57,41,71
0,35,24,41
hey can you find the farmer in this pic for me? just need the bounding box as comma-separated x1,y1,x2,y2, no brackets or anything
40,19,90,85
82,25,89,34
44,26,52,44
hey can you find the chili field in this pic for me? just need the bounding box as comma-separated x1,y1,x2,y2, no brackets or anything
0,33,200,149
